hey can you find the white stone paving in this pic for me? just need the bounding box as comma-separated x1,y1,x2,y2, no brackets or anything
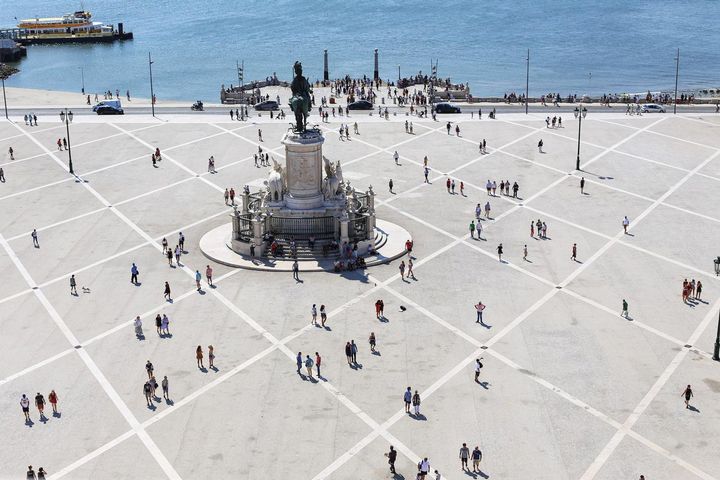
0,110,719,480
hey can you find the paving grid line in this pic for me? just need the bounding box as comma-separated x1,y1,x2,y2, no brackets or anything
0,115,449,385
5,121,184,480
0,123,163,169
0,114,716,478
376,197,715,360
0,267,242,388
48,227,469,479
0,123,65,143
4,116,462,478
0,122,256,202
502,116,720,186
303,115,719,479
575,146,720,479
377,283,717,480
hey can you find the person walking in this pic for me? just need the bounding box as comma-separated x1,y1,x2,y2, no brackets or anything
404,387,412,413
412,390,421,416
471,446,483,473
229,187,235,205
696,281,703,300
538,139,544,153
375,300,382,319
369,332,376,352
130,263,139,284
145,360,154,379
174,245,181,265
386,446,397,474
424,167,430,183
37,467,47,480
459,443,470,470
161,314,170,335
320,304,327,327
166,248,173,267
196,345,204,369
32,229,39,248
161,237,168,254
682,384,694,409
155,314,162,335
393,150,399,165
580,177,585,194
474,358,483,382
195,270,202,291
161,376,169,400
622,216,630,234
70,274,77,295
0,167,4,182
475,301,485,323
292,260,300,280
35,392,46,418
224,188,230,205
20,394,30,422
311,304,317,325
621,299,629,318
469,220,476,239
345,342,353,365
399,260,406,279
296,352,303,374
305,354,314,378
48,390,58,414
571,243,577,262
484,201,491,218
351,340,358,363
523,244,528,261
419,458,430,478
497,243,503,262
407,258,415,279
163,281,171,301
315,352,321,377
258,128,263,142
143,381,152,407
205,265,213,287
208,345,215,369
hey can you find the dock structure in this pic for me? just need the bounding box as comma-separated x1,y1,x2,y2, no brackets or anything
0,23,132,45
0,38,27,61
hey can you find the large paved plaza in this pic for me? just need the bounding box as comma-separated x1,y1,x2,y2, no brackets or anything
1,109,720,480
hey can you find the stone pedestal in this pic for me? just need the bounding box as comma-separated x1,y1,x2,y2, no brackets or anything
282,130,324,210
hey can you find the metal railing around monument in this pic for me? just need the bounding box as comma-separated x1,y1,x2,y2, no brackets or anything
232,213,254,241
266,215,336,240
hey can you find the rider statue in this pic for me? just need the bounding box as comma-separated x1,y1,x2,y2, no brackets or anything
289,61,312,133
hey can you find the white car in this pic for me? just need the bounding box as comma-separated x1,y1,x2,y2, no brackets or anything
641,103,666,113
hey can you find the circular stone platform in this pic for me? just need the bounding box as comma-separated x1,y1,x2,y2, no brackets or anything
199,219,411,271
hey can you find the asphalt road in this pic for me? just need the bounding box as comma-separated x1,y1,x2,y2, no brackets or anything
6,104,719,118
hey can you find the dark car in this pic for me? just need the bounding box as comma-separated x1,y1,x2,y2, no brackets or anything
254,100,279,111
95,105,124,115
347,100,373,110
434,102,461,114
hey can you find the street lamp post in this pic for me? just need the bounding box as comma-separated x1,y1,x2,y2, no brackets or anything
79,66,85,94
673,48,680,115
0,63,20,120
573,106,588,170
714,257,720,360
148,52,155,118
59,109,74,175
525,49,530,115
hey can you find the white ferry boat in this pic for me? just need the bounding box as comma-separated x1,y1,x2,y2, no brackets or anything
10,11,133,44
17,11,113,37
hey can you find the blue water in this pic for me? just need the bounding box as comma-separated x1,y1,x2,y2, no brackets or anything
2,0,720,101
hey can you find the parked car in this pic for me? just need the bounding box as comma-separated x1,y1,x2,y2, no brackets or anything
434,102,461,113
93,100,123,115
347,100,373,110
641,103,666,113
94,104,124,115
254,100,279,111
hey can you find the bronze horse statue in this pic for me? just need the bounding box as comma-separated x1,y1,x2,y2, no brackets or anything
289,61,311,133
